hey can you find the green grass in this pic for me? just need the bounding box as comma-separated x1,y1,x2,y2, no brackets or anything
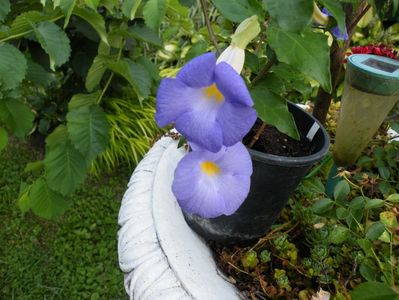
0,140,129,299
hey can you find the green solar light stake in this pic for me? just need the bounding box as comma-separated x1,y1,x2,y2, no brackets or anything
333,54,399,166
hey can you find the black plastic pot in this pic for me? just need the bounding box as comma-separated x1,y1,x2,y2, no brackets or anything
184,102,330,244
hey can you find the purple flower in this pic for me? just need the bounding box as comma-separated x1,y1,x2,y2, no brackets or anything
322,7,348,41
155,52,257,153
172,142,252,218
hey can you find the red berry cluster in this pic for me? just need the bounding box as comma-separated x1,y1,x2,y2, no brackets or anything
344,45,398,63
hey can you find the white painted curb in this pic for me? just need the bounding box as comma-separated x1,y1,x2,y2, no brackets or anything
117,136,240,300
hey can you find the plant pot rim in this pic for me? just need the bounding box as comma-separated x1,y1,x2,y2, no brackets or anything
248,102,330,167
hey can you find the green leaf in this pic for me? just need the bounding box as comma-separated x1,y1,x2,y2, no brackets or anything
24,160,44,173
58,0,76,28
312,198,334,214
44,139,87,195
365,198,385,209
85,0,100,10
26,59,53,87
136,57,161,83
107,58,151,101
349,196,366,210
380,211,397,228
329,225,349,244
73,6,109,45
85,55,108,92
357,238,374,257
211,0,259,22
67,104,109,161
333,180,350,202
351,282,399,300
46,125,68,149
128,23,163,47
0,127,8,151
17,191,31,213
143,0,167,31
0,99,34,138
379,166,390,179
336,207,350,219
267,24,332,92
263,0,313,32
68,92,99,111
0,43,27,90
122,0,142,20
250,85,299,140
387,193,399,203
0,0,10,22
359,262,377,282
32,21,71,71
29,178,71,219
321,0,346,35
366,222,385,240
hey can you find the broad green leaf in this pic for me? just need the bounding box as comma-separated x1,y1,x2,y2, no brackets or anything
46,125,68,149
0,99,34,138
357,238,373,257
44,139,87,195
73,6,109,45
312,198,334,214
0,0,10,22
329,225,349,244
359,262,377,282
68,92,99,111
320,0,346,35
263,0,313,32
128,24,163,47
366,222,385,240
336,207,350,219
387,193,399,203
32,21,71,71
67,104,109,161
26,59,53,87
29,178,71,219
379,166,390,179
143,0,167,31
18,191,31,213
107,58,151,101
365,198,385,209
250,85,299,140
0,127,8,151
0,43,27,90
267,24,332,92
349,196,366,210
86,56,108,92
333,180,350,202
212,0,259,22
137,57,161,82
351,282,399,300
85,0,100,10
122,0,142,20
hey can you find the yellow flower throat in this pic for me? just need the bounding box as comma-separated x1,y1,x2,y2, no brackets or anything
201,161,221,176
203,83,224,103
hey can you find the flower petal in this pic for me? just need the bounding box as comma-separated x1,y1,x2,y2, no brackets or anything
175,104,223,153
216,45,245,74
155,78,194,127
215,62,253,106
217,174,251,215
216,101,257,146
216,142,252,176
176,52,216,88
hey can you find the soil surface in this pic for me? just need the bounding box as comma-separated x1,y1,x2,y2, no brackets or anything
243,119,315,157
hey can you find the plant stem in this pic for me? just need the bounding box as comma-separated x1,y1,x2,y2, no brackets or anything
199,0,220,54
247,122,267,148
97,44,124,104
251,59,274,86
312,1,370,124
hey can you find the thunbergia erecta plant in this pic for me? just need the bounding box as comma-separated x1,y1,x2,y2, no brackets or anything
155,16,260,218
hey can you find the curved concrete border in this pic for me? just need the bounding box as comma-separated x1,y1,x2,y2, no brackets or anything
117,136,240,300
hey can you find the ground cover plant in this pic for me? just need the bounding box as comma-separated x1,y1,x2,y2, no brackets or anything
0,139,127,299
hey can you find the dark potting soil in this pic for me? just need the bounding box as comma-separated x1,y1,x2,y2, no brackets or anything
243,119,315,157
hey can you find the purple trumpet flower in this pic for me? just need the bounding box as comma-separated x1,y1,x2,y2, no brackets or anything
322,7,348,41
155,52,257,153
172,142,252,218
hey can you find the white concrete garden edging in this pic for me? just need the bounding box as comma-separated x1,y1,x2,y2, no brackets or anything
117,136,240,300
